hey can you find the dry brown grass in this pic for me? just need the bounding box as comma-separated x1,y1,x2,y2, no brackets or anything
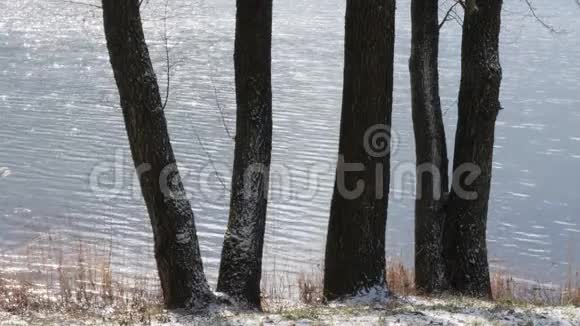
277,259,579,308
261,270,295,311
562,268,580,306
2,235,579,320
0,237,162,322
386,259,415,296
264,258,417,308
296,271,324,305
491,270,517,302
486,268,580,307
385,260,580,307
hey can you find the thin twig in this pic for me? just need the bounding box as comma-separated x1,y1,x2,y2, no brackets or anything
209,74,234,140
449,9,464,26
193,131,229,193
523,0,559,33
161,0,171,110
438,1,463,29
443,99,458,117
439,0,464,29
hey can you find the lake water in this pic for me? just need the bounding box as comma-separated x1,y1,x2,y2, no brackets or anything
1,0,580,286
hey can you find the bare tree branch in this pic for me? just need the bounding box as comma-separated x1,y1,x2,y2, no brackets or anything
161,0,171,110
209,74,234,140
439,0,464,29
194,130,229,193
523,0,560,33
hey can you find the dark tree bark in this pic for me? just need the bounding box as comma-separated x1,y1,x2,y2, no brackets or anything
409,0,449,294
323,0,396,300
217,0,272,309
101,0,213,309
443,0,503,298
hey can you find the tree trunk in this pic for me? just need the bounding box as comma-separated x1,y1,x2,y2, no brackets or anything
217,0,273,309
323,0,396,300
443,0,503,298
409,0,449,294
101,0,213,309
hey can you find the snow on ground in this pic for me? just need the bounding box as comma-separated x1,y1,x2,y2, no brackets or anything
1,296,579,325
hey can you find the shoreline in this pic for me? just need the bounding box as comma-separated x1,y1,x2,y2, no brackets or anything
1,295,579,325
0,237,578,324
1,236,578,310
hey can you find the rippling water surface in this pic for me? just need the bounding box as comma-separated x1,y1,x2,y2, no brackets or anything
1,0,580,285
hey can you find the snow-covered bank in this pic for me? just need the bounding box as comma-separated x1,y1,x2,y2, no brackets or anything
1,296,578,325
